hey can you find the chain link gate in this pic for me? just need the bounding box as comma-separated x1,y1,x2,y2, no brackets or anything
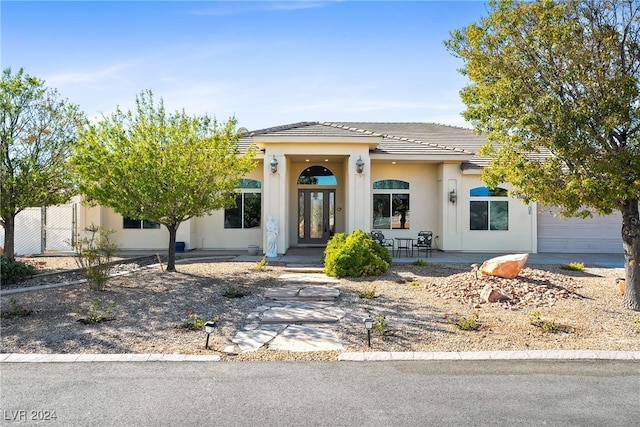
42,202,78,253
0,202,78,256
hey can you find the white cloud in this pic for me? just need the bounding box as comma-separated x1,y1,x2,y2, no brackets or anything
45,60,141,85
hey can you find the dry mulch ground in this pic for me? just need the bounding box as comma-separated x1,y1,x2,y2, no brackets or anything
1,257,638,361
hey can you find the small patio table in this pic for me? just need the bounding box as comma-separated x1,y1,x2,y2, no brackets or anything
394,237,414,257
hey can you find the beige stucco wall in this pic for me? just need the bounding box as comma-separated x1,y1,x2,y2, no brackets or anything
76,149,537,254
80,202,168,250
370,162,440,242
458,173,535,252
96,206,169,249
437,163,462,251
193,167,264,250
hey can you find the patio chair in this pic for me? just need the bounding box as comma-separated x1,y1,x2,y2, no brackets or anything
413,231,433,257
371,231,394,253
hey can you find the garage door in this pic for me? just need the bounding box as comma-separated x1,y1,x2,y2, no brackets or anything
537,208,622,253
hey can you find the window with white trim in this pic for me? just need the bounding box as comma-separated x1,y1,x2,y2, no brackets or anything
123,218,160,229
469,186,509,231
373,179,410,230
224,179,262,229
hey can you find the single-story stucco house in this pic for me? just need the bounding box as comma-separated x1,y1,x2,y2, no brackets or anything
73,121,623,256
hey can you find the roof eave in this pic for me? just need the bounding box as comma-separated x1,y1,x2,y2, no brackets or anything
371,153,475,162
253,135,382,150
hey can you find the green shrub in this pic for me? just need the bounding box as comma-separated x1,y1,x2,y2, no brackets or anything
256,257,268,269
445,311,481,331
322,230,391,277
529,310,558,332
222,285,248,298
1,298,32,318
372,312,388,335
0,255,37,284
74,299,118,324
560,262,584,271
358,284,377,299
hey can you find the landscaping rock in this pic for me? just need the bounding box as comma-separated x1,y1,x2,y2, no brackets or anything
480,284,511,303
480,253,529,279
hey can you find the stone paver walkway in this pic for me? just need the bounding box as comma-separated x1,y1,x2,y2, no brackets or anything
230,269,345,353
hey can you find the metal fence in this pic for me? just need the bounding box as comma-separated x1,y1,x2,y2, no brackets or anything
0,202,78,256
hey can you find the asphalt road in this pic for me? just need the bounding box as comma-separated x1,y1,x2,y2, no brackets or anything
1,360,638,426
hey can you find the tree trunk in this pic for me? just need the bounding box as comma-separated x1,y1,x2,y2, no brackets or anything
2,214,16,261
621,199,640,311
166,224,178,272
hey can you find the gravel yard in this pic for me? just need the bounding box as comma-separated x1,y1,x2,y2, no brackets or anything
1,256,638,361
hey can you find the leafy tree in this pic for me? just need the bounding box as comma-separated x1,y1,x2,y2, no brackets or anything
446,0,640,310
0,67,84,260
72,90,257,271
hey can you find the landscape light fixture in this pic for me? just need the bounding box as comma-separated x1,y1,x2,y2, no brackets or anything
204,321,217,349
471,263,479,279
449,188,457,204
356,156,365,174
364,317,373,347
270,155,278,173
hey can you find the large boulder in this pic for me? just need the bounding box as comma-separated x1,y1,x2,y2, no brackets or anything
480,253,529,279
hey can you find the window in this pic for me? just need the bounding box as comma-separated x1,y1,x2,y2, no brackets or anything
224,179,262,229
373,180,410,229
297,166,337,185
469,186,509,230
123,217,160,229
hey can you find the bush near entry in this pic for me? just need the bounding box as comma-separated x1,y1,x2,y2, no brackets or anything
322,230,391,278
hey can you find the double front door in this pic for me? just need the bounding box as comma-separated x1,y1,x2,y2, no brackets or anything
298,189,335,244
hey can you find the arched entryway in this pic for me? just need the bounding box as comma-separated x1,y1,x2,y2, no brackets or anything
297,165,336,244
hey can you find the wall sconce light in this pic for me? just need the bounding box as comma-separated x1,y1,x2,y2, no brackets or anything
364,317,373,347
356,156,365,174
270,155,278,173
204,321,217,349
449,188,457,204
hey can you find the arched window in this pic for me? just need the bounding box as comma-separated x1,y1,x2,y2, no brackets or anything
297,166,337,185
224,179,262,229
237,178,262,189
373,180,410,230
469,186,508,231
373,179,410,190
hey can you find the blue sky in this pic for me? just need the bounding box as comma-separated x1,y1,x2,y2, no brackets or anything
2,1,489,131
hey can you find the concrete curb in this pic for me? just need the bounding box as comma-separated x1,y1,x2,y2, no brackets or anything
338,350,640,361
1,351,638,363
0,353,221,363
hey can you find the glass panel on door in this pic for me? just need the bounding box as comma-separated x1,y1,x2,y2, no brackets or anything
329,191,335,237
309,191,324,239
298,191,305,239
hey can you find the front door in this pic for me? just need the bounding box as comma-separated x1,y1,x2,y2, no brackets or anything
298,189,335,244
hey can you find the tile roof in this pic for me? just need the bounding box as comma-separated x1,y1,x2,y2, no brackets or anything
239,121,492,166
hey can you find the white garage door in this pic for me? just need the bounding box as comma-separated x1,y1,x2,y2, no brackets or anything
537,208,622,253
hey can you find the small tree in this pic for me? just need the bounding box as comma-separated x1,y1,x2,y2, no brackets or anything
446,0,640,310
73,225,118,291
0,68,84,259
72,90,257,271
